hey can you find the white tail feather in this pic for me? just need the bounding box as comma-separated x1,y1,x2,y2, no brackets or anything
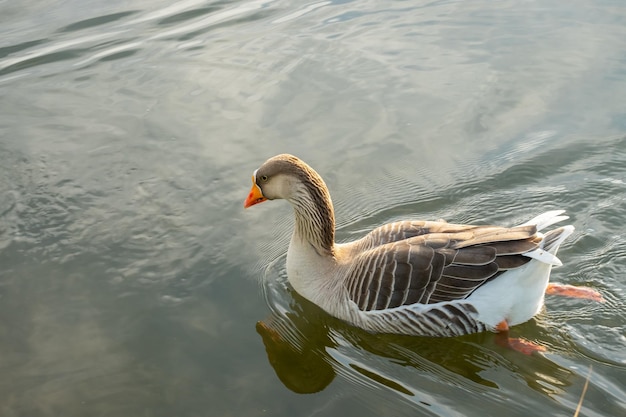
542,225,575,251
520,212,574,266
524,248,563,266
520,210,569,230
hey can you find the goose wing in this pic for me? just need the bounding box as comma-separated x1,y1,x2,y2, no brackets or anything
345,224,540,311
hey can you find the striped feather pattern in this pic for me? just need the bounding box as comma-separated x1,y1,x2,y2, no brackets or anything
344,222,538,310
364,303,488,337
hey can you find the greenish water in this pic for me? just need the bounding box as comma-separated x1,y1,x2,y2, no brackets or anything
1,1,625,416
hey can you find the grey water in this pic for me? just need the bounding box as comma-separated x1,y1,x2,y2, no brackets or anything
1,1,625,416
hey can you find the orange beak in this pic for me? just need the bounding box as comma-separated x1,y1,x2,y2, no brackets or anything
244,176,267,208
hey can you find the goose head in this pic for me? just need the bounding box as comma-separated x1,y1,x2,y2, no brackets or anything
244,154,302,208
244,154,336,255
243,154,330,208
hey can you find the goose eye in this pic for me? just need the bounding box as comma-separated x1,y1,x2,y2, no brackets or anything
260,175,268,182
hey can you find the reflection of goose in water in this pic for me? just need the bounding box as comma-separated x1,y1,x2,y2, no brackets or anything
256,317,334,394
256,287,580,400
246,154,603,354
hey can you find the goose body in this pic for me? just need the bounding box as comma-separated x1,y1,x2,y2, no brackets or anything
244,154,576,337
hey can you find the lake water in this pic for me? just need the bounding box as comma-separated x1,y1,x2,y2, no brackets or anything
1,0,625,416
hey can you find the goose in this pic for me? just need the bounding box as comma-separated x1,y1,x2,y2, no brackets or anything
244,154,603,353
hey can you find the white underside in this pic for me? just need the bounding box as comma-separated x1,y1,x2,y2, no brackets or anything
465,259,552,328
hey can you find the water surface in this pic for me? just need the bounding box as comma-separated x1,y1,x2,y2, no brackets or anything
1,1,625,416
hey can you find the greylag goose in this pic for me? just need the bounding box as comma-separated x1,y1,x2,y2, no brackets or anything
244,154,603,352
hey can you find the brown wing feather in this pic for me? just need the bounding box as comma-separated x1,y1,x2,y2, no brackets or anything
345,223,539,311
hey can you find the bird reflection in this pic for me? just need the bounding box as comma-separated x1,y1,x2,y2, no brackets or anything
257,287,577,398
256,317,335,394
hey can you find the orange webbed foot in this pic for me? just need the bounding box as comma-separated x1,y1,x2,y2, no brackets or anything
495,320,547,355
546,283,605,302
505,337,548,355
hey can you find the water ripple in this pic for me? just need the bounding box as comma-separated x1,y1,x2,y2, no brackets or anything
0,0,280,82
